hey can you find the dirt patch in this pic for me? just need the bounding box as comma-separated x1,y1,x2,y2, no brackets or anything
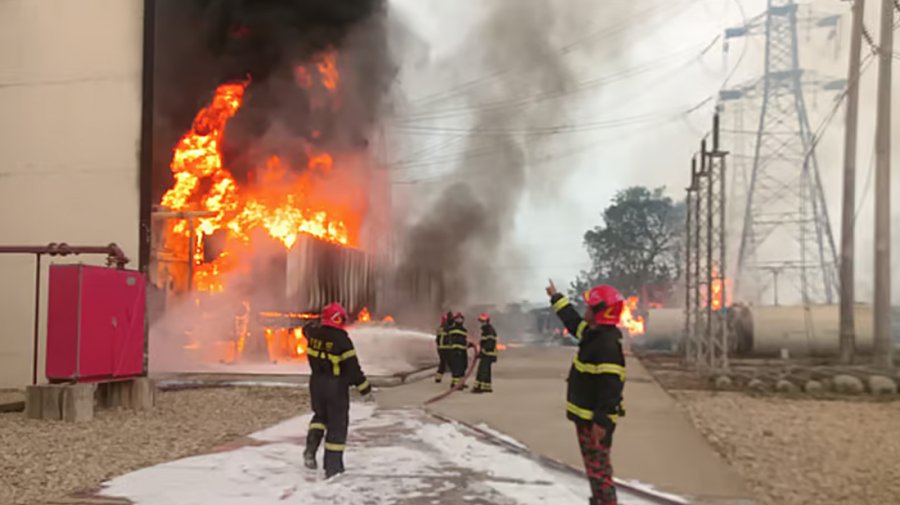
0,387,308,505
673,390,900,505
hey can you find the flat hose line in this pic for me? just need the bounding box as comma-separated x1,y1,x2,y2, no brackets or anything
423,349,480,405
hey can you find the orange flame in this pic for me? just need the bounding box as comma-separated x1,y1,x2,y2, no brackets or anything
358,307,371,322
316,52,340,91
619,296,645,337
706,267,733,310
159,50,358,293
293,327,308,356
382,315,395,323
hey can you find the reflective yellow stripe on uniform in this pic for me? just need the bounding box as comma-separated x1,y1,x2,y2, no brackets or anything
566,402,593,421
357,380,370,391
309,422,326,431
552,296,571,313
575,321,588,340
572,359,625,380
482,351,499,357
306,348,358,376
324,443,345,452
567,402,620,424
448,344,468,350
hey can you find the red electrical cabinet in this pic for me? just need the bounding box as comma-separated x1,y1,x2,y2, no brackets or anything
46,264,146,382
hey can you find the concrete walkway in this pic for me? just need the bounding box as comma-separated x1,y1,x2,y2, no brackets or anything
96,405,667,505
377,346,754,505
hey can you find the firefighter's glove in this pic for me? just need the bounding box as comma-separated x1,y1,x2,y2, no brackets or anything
362,391,376,403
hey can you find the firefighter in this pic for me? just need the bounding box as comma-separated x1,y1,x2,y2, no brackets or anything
446,312,471,389
546,280,626,505
303,302,372,478
434,312,451,383
472,313,498,393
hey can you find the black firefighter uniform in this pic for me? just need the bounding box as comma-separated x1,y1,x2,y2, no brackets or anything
303,323,372,478
446,324,470,388
434,322,450,383
473,322,498,393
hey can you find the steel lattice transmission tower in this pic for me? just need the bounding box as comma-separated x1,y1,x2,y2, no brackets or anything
728,0,841,305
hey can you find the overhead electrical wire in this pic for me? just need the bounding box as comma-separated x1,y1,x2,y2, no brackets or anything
391,94,714,184
389,0,743,182
394,36,722,124
404,0,703,111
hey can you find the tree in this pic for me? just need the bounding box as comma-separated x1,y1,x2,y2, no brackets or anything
572,186,685,299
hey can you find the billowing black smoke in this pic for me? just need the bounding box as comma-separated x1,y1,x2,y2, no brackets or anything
152,0,392,199
397,0,613,306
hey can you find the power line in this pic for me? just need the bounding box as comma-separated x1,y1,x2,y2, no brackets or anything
391,96,714,184
405,0,703,110
394,36,721,124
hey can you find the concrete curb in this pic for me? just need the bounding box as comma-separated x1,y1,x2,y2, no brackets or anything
428,412,690,505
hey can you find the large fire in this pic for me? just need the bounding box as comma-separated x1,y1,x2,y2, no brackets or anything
156,49,366,365
159,51,356,294
619,296,645,337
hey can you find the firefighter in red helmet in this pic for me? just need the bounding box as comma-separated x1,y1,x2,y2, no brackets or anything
546,280,625,505
472,313,498,393
446,312,471,389
303,302,372,478
434,312,452,383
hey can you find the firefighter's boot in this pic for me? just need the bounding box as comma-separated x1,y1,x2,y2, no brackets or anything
304,429,324,470
324,449,345,479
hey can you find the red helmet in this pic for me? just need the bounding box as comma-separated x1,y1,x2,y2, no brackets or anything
321,302,348,329
440,313,448,325
582,285,624,325
478,313,490,323
453,312,465,323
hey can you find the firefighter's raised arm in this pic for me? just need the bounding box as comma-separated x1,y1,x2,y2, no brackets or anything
546,279,589,341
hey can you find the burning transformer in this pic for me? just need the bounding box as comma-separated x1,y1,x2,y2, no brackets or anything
147,1,439,368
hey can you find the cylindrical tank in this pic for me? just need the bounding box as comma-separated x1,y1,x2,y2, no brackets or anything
733,304,875,357
635,308,684,349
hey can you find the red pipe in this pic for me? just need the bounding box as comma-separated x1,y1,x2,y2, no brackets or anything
0,243,129,268
0,243,131,384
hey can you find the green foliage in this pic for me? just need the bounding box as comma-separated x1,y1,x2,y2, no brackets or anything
572,186,685,298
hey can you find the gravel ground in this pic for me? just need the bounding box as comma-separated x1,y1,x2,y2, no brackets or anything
673,390,900,505
0,386,308,505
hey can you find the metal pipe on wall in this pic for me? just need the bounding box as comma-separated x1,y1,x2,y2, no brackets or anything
0,243,131,384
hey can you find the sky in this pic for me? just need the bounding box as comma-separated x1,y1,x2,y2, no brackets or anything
385,0,897,307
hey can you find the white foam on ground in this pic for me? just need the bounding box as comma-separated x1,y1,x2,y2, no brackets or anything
150,325,437,377
474,422,528,450
100,408,681,505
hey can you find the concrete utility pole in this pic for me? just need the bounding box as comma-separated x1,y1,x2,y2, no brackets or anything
873,0,894,368
839,0,866,364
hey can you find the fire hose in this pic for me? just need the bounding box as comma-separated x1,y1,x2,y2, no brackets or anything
423,346,480,405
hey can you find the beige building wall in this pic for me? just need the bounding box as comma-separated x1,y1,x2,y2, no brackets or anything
0,0,144,388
